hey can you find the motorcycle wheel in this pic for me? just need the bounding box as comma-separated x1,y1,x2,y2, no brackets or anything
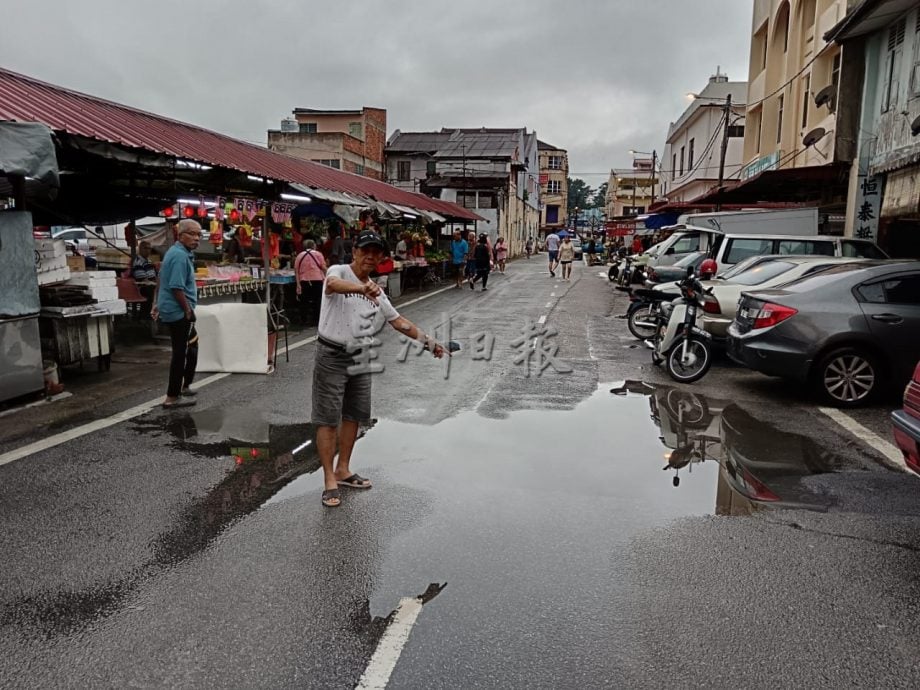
608,265,618,281
627,304,657,340
665,335,712,384
663,389,710,428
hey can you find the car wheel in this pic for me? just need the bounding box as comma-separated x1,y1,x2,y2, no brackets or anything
815,347,882,408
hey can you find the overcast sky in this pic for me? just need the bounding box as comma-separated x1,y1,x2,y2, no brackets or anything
0,0,751,189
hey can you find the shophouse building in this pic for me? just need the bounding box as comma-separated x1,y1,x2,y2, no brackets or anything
267,107,387,180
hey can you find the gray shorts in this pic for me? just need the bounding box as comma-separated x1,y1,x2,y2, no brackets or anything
311,342,372,426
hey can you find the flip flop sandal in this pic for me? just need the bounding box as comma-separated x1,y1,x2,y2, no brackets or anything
321,489,341,507
337,474,372,489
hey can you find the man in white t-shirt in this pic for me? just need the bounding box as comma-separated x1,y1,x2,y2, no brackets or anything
313,230,446,508
545,232,561,276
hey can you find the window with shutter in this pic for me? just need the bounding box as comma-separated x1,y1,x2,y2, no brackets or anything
911,12,920,97
883,18,906,111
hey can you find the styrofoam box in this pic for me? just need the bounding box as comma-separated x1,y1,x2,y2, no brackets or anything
37,268,72,285
68,271,117,286
88,286,119,302
96,299,127,315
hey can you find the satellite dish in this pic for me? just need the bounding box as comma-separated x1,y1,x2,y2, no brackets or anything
911,115,920,137
803,127,827,147
814,85,836,108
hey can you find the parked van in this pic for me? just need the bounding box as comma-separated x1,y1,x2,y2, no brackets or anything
710,234,888,268
678,208,818,236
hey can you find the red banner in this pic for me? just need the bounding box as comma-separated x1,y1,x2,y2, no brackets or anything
539,173,549,184
606,221,635,237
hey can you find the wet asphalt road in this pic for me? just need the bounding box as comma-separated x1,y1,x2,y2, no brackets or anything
2,257,920,688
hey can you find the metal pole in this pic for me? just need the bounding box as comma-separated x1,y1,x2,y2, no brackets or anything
716,94,732,212
650,150,657,207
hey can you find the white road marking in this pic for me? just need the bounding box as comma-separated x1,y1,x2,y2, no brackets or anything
538,314,547,324
544,302,552,308
0,372,228,468
356,597,424,689
550,292,556,297
818,407,907,472
0,287,450,468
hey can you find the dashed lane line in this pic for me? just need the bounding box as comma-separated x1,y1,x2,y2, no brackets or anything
355,597,424,689
818,407,907,472
538,314,547,324
545,302,552,308
0,285,455,469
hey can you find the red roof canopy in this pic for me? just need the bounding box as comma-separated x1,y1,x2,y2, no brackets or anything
0,67,481,221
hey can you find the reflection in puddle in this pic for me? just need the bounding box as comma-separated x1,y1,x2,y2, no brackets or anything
611,380,838,514
22,384,838,637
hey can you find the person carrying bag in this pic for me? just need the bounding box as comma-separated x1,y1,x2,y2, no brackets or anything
295,239,327,326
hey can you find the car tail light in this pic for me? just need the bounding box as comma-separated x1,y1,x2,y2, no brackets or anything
740,466,780,501
703,294,721,314
752,302,798,329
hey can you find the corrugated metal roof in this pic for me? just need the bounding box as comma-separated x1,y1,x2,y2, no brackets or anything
435,129,524,159
385,131,453,152
0,67,481,221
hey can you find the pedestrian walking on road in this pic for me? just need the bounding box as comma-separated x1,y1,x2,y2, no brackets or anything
470,234,492,291
464,230,477,284
545,231,560,276
157,219,201,409
294,239,327,326
313,230,445,508
558,235,575,281
450,230,469,289
495,237,508,273
525,236,534,259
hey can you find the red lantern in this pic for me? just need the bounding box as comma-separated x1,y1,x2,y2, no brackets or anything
162,206,175,218
229,209,241,223
183,205,195,218
250,448,260,458
197,205,207,218
233,455,244,465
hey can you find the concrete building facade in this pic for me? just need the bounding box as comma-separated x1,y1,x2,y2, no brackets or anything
386,128,541,255
606,158,658,218
660,72,748,204
742,0,858,179
267,107,386,179
537,140,569,234
830,0,920,258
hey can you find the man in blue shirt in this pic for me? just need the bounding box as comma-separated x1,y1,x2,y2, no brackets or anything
156,219,201,408
450,230,469,289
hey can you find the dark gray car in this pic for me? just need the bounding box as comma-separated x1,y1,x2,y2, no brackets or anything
727,261,920,407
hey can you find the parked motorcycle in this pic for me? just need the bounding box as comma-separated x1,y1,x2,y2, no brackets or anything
626,286,681,340
651,269,713,383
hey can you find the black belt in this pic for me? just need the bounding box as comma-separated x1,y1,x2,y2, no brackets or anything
318,336,348,352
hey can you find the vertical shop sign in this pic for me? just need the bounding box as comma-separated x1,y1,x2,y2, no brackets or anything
853,174,881,241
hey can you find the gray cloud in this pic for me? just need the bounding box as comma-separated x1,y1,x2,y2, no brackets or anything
0,0,751,188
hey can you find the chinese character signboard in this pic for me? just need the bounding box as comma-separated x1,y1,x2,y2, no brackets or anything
606,221,635,237
852,173,881,241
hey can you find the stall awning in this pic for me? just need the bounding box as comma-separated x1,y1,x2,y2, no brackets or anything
691,163,849,205
0,66,483,223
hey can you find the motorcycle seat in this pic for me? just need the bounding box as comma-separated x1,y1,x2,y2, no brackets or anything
633,288,681,301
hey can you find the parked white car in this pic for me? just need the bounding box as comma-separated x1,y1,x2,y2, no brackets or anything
700,256,869,339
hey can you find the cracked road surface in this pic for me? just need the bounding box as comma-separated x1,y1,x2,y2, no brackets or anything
1,257,919,688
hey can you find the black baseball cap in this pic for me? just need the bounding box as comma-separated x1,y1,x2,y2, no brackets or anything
354,230,387,249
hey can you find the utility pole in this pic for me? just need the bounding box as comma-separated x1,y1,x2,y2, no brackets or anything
716,93,732,212
650,149,657,208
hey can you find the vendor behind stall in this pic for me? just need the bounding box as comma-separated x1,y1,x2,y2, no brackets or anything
132,240,158,319
222,229,244,263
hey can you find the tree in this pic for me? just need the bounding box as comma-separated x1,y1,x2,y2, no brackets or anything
567,177,593,211
592,182,608,209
